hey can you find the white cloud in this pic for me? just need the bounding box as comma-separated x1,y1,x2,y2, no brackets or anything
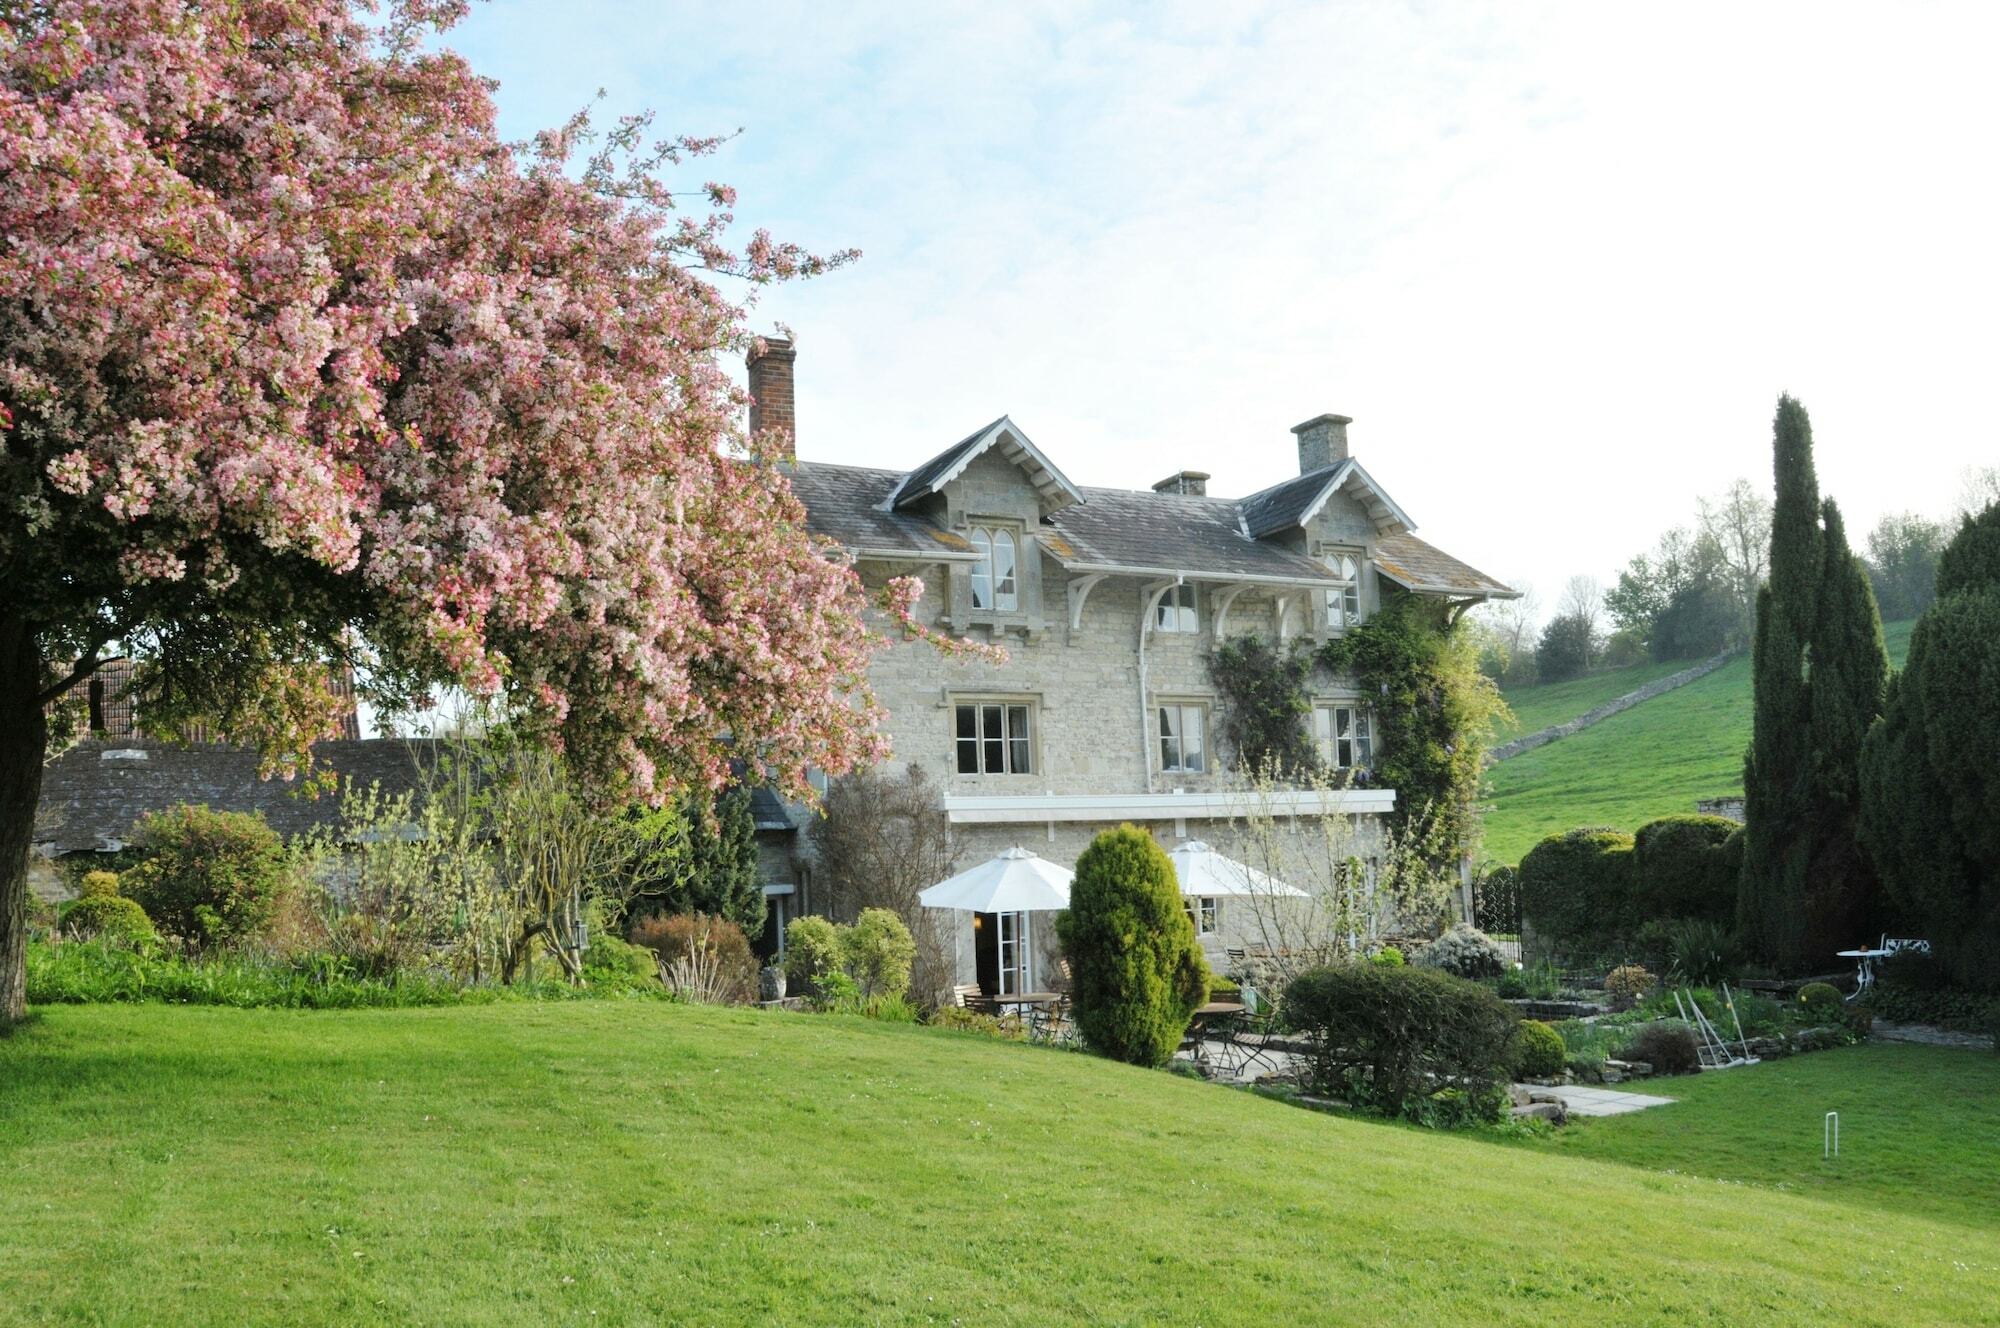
447,0,2000,605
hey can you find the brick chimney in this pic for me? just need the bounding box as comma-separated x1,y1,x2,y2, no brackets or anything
1292,413,1351,474
1151,470,1210,497
746,336,797,459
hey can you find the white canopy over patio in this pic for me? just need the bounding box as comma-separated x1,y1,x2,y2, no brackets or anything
918,846,1074,914
1166,841,1309,899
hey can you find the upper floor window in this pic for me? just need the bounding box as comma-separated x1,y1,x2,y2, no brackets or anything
1155,583,1197,633
1158,702,1208,774
1313,703,1374,770
1186,895,1218,937
1322,550,1363,629
956,700,1033,775
969,526,1019,612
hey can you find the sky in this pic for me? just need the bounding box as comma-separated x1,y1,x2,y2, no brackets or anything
441,0,2000,617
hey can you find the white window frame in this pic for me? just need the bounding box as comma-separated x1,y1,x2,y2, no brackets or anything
1320,549,1363,630
1186,896,1219,937
968,523,1021,613
1313,702,1374,771
1157,701,1209,775
955,699,1035,776
1154,582,1198,633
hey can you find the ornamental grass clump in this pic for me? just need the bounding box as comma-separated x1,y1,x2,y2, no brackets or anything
1282,962,1519,1125
1055,825,1210,1068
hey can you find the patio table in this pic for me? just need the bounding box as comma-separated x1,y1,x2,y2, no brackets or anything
1835,948,1891,998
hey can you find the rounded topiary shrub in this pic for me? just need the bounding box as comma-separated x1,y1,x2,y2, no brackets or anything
1519,827,1637,958
60,880,157,948
1283,963,1519,1121
846,908,916,1001
1055,825,1210,1068
780,915,843,995
1414,923,1506,981
1512,1019,1567,1079
1620,1021,1701,1075
1797,981,1845,1023
1632,815,1740,923
122,805,289,949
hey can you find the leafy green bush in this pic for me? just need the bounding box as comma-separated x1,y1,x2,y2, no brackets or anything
580,934,660,994
782,915,844,994
1621,1021,1700,1075
1512,1020,1566,1079
25,940,658,1010
1632,815,1740,923
1055,825,1210,1068
1520,828,1636,957
929,1005,1028,1040
122,805,290,949
1797,982,1844,1023
1371,946,1405,968
1495,969,1527,998
846,908,916,1001
1859,985,2000,1032
1414,924,1505,981
1281,963,1519,1124
1876,947,1949,992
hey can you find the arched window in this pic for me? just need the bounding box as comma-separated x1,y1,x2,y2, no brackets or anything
970,528,993,610
991,530,1018,611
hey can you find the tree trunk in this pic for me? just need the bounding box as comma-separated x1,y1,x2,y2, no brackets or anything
0,613,47,1025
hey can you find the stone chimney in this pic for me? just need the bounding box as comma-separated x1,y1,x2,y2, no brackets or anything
1292,413,1351,474
1151,470,1210,497
746,336,797,459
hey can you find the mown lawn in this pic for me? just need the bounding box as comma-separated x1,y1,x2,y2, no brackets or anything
1484,620,1914,865
3,1003,1997,1326
1499,1041,2000,1230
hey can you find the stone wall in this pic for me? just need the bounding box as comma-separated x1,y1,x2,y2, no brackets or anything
1488,651,1738,764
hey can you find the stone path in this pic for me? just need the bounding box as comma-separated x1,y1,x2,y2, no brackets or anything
1522,1083,1677,1117
1872,1022,1996,1050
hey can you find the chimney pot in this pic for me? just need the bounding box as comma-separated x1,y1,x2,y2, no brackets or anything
1292,413,1351,474
747,336,797,460
1151,470,1211,497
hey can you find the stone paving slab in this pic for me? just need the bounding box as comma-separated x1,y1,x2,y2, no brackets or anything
1521,1084,1677,1117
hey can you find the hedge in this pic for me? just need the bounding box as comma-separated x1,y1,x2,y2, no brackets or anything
1519,827,1636,956
1632,815,1740,923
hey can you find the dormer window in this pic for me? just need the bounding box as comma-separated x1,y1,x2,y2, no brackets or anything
1155,583,1197,633
969,526,1019,613
1321,550,1363,629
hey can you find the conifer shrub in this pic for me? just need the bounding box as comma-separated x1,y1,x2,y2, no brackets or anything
1632,815,1740,923
1512,1019,1567,1079
1282,963,1519,1122
1055,825,1209,1067
1519,828,1637,956
122,805,289,949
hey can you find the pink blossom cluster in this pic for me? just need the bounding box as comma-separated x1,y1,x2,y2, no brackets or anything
0,1,880,800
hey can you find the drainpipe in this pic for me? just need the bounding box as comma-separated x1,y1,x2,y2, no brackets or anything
1137,574,1186,795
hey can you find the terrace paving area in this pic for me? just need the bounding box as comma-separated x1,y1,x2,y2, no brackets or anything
1532,1083,1676,1117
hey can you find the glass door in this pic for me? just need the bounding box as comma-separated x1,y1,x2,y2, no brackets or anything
997,911,1030,994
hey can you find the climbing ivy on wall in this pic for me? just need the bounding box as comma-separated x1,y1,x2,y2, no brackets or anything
1206,635,1318,776
1317,594,1510,863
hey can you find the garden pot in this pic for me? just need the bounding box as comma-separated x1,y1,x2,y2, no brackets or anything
759,965,786,1003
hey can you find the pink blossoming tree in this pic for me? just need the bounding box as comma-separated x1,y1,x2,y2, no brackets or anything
0,0,924,1021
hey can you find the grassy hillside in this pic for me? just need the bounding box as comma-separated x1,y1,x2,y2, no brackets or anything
3,1003,1997,1326
1494,656,1695,739
1483,621,1914,865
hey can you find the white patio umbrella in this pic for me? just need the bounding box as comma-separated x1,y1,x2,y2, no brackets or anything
1167,840,1309,899
918,846,1073,914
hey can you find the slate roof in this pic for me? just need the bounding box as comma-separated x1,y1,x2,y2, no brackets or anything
787,462,980,561
34,739,439,854
1046,487,1333,581
747,786,795,832
1373,533,1515,598
886,419,996,508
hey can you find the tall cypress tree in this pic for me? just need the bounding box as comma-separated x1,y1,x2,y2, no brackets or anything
1739,396,1888,970
1801,500,1889,956
1740,396,1820,963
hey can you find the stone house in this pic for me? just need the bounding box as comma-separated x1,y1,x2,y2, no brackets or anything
751,339,1516,993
